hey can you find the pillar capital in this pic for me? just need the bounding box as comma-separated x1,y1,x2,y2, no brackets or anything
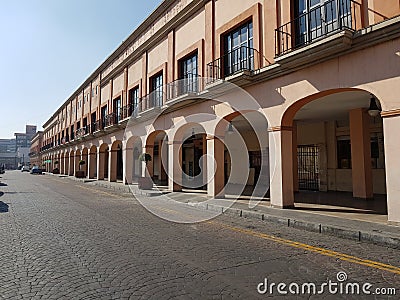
268,126,293,132
381,109,400,118
206,134,224,140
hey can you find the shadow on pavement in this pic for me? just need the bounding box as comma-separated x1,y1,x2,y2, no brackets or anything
0,201,9,212
0,191,3,197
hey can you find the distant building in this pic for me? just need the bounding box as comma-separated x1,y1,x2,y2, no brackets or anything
15,125,37,149
0,125,37,169
29,131,43,167
0,139,16,153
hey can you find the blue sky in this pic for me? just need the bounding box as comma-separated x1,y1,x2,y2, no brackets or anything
0,0,162,139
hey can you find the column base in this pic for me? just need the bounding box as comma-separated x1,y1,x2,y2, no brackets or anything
352,196,374,201
387,220,400,227
270,204,295,209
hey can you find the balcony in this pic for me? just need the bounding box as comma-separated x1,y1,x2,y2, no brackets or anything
139,92,163,114
75,127,89,139
207,46,261,84
166,75,204,105
275,0,359,57
40,143,53,152
89,120,101,134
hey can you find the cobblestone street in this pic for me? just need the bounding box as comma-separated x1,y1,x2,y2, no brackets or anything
0,171,399,299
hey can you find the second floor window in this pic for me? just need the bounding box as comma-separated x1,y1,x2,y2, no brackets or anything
180,53,198,94
129,87,140,113
294,0,351,47
101,105,108,128
224,21,254,76
114,97,121,122
150,73,163,107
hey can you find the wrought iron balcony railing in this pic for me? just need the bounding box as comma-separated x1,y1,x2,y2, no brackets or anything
207,46,261,83
121,102,140,119
166,74,203,101
275,0,359,56
140,92,164,112
104,113,117,127
40,143,54,152
75,127,89,139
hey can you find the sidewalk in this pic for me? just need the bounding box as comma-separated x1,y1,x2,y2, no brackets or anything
50,173,400,249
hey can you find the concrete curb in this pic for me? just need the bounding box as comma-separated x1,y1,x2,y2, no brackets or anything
192,202,400,249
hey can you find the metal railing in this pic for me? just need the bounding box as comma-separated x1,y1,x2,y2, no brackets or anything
207,46,260,83
275,0,358,56
166,74,202,101
40,143,53,152
89,120,101,133
75,127,88,139
140,92,164,112
104,113,117,127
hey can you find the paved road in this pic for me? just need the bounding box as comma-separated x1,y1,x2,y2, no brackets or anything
0,171,399,299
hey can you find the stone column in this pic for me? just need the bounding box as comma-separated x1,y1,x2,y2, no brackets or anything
382,113,400,224
268,127,295,208
349,108,373,199
292,121,299,192
144,145,154,178
69,155,74,176
160,140,168,182
206,135,225,198
202,134,207,186
88,151,97,179
123,146,134,184
168,141,182,192
109,149,117,182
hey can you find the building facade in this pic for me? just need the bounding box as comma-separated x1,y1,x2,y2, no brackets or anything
40,0,400,224
29,131,43,167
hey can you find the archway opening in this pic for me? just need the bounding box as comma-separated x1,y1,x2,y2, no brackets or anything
145,131,168,186
285,90,387,218
111,141,123,182
180,125,207,191
222,111,270,199
89,145,97,179
99,143,109,180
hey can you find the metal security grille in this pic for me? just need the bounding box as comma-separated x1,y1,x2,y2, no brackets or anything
297,145,320,191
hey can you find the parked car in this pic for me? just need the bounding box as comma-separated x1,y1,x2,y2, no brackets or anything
21,166,30,172
30,166,42,175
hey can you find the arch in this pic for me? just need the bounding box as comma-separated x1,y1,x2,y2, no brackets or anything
131,138,143,183
144,130,168,184
212,110,270,199
273,88,386,214
145,130,167,146
110,140,123,182
98,143,109,180
74,149,82,176
280,88,380,127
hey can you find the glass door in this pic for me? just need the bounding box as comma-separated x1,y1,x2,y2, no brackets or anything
224,21,253,76
114,97,121,123
295,0,351,47
181,53,198,94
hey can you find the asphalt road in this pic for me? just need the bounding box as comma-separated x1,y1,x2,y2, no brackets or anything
0,171,399,299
